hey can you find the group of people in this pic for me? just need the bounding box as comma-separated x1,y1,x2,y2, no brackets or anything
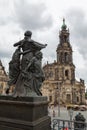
8,30,47,97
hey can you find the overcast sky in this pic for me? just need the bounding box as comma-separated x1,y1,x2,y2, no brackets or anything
0,0,87,86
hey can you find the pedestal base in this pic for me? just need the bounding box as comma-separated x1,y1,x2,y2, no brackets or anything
0,96,51,130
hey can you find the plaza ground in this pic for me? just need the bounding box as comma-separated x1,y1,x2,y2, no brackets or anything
49,106,87,121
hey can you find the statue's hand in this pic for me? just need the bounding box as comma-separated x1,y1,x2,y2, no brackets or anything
45,44,47,46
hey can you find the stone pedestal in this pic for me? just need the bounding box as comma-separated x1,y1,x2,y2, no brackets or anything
0,96,51,130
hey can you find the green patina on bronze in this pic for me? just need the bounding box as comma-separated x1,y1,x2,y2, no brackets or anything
61,18,67,30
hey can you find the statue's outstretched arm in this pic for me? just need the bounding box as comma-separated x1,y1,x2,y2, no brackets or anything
32,40,47,50
13,40,24,47
35,41,47,48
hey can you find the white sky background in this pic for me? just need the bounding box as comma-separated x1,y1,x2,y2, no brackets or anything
0,0,87,86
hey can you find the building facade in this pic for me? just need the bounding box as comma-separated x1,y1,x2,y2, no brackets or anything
41,19,85,105
0,60,8,94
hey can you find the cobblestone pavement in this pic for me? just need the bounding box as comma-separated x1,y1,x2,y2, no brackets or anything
48,106,87,121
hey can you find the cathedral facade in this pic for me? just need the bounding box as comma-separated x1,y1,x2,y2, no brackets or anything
41,19,85,105
0,60,8,94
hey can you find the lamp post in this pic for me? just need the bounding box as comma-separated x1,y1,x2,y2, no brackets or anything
56,82,61,117
68,109,73,130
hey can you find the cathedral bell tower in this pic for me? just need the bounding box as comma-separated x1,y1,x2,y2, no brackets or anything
42,19,85,105
56,19,75,83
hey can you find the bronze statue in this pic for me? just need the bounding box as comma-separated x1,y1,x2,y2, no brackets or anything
7,31,47,97
8,47,21,86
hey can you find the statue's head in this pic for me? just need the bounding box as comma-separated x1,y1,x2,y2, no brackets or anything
24,31,32,37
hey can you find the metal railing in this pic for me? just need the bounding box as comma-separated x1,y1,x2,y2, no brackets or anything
51,119,87,130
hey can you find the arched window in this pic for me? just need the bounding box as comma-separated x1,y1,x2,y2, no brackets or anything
65,52,68,62
60,52,63,62
77,96,79,102
49,96,52,102
65,70,69,79
55,68,58,80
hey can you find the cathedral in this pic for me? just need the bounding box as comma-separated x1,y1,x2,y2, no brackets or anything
41,19,85,105
0,60,8,94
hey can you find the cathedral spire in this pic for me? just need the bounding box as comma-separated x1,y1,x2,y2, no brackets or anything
61,18,67,30
59,18,70,44
57,19,73,64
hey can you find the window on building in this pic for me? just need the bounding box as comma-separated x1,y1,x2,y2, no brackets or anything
65,70,69,79
77,97,79,102
49,71,53,78
64,35,67,42
66,94,71,103
65,52,68,62
55,68,59,80
49,96,52,102
60,52,63,62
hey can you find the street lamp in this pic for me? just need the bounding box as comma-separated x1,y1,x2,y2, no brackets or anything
68,109,73,130
56,82,61,117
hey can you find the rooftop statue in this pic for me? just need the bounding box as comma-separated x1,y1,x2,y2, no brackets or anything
7,31,47,97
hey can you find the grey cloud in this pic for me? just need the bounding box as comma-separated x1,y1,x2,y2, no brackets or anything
13,0,53,31
63,8,87,86
0,16,15,26
76,67,87,85
0,16,9,26
0,50,11,58
66,9,87,38
65,8,87,59
0,0,14,26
